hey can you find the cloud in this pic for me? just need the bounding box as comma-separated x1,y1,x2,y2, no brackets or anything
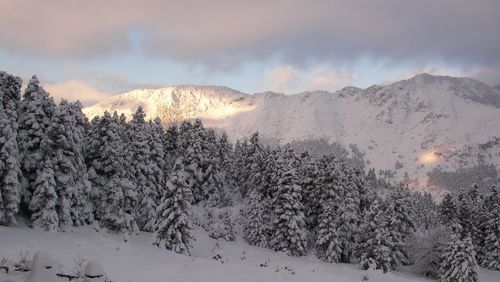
468,67,500,86
264,66,298,93
43,80,111,106
65,68,165,94
1,0,499,74
262,64,357,94
306,66,357,92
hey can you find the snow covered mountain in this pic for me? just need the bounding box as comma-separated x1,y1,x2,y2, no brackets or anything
83,74,500,188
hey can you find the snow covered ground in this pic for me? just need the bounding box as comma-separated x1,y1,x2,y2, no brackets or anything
1,225,498,282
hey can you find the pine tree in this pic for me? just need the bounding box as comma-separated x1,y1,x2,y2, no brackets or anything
176,121,193,154
0,71,22,225
385,185,416,265
480,220,500,271
439,234,479,282
414,226,449,279
86,112,138,236
217,132,233,172
363,168,378,213
66,101,94,227
177,120,206,204
357,199,396,272
163,123,178,174
261,146,280,198
414,192,438,230
149,117,166,197
177,119,229,206
232,139,245,194
240,132,265,198
479,187,500,270
243,189,271,247
315,199,342,263
44,100,93,229
337,164,362,263
201,128,230,207
217,132,235,196
269,154,307,256
127,107,152,230
439,193,456,225
100,175,138,238
298,153,320,230
29,160,58,231
307,155,344,234
127,107,164,231
314,155,343,263
18,76,56,203
153,158,193,255
456,184,483,251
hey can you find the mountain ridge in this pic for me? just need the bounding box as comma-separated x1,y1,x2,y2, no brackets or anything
83,73,500,188
87,73,500,103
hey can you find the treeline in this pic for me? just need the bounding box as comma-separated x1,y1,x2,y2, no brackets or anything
1,71,499,280
427,165,499,194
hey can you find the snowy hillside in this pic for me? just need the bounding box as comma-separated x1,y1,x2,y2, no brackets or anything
83,74,500,187
1,225,498,282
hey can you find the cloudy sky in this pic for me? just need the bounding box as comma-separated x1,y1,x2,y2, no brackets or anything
1,0,500,104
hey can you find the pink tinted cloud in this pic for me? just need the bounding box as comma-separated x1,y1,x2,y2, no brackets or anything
43,80,111,106
262,64,357,94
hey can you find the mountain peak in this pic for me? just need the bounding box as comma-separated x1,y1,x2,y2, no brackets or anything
409,72,466,84
412,72,439,79
391,73,500,108
338,86,363,96
408,73,495,88
124,84,247,97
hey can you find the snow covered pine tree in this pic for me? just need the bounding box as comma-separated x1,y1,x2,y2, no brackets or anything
86,112,138,238
154,157,193,255
269,152,307,256
243,189,271,247
0,71,22,225
479,187,500,270
43,100,94,229
315,156,343,263
357,199,395,272
128,107,164,232
439,233,479,282
29,159,58,231
18,76,56,204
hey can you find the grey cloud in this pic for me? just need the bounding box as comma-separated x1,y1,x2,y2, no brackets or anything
1,1,500,74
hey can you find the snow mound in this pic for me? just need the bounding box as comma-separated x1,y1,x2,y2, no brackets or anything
84,261,105,277
25,251,59,282
31,251,54,269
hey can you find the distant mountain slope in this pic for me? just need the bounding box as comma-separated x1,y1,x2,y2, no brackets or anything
84,74,500,188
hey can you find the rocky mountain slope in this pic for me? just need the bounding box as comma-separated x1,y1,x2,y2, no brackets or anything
83,74,500,188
